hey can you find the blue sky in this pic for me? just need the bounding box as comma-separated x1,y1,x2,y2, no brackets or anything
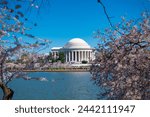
28,0,150,53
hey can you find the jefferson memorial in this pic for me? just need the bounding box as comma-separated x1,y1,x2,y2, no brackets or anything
51,38,95,63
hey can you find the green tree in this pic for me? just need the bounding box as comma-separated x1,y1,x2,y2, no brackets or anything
58,52,65,63
82,60,88,64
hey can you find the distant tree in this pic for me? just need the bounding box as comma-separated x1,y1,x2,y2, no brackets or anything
90,13,150,99
0,0,50,100
47,52,53,61
58,52,65,63
82,60,88,64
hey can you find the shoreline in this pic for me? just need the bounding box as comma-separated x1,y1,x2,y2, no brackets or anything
9,68,90,72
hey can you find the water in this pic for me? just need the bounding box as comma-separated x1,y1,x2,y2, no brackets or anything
0,72,100,100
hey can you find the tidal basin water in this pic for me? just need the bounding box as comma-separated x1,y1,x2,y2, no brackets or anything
0,72,100,100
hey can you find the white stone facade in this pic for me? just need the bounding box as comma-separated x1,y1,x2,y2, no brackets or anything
51,38,95,63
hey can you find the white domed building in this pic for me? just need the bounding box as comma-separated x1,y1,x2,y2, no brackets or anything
51,38,95,63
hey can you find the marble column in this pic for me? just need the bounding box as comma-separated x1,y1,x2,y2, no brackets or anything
83,51,85,60
88,51,90,62
75,51,77,62
82,51,84,61
68,51,70,62
79,51,80,62
81,51,83,61
70,51,72,61
86,51,88,61
85,51,86,60
84,51,85,61
85,51,87,61
90,51,92,61
72,51,74,61
87,51,89,62
77,51,78,62
65,51,67,62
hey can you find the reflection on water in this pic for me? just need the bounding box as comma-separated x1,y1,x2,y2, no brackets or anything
0,72,100,100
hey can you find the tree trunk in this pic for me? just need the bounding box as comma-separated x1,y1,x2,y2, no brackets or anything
0,82,14,100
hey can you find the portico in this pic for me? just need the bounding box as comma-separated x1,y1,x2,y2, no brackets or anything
51,38,95,63
64,49,93,62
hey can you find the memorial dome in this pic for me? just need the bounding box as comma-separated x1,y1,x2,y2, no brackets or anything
63,38,91,49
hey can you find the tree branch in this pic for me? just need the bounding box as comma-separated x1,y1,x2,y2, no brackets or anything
97,0,124,35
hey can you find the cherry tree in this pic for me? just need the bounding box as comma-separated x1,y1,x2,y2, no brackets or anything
0,0,50,99
90,13,150,99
